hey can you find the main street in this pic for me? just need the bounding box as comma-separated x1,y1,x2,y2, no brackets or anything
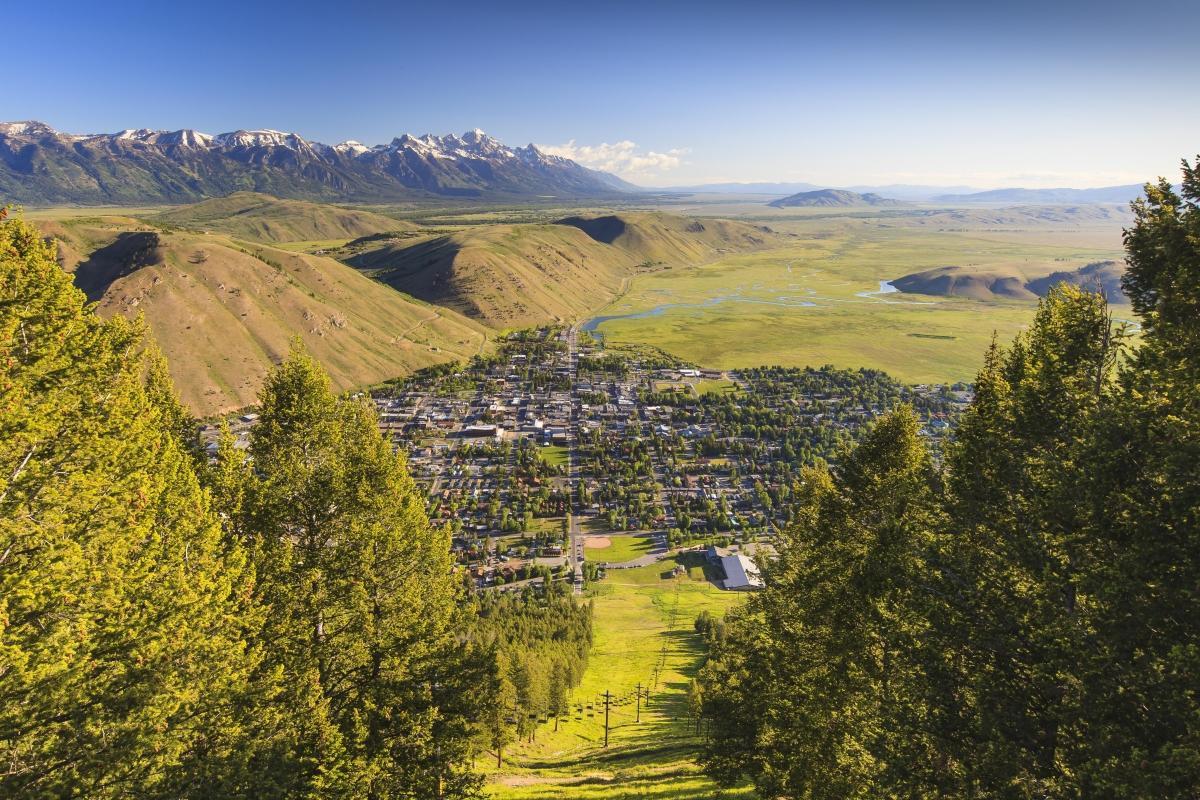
565,326,584,594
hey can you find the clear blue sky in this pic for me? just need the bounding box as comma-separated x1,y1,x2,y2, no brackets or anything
6,0,1197,188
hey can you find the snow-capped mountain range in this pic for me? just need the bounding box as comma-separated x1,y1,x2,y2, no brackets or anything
0,121,639,205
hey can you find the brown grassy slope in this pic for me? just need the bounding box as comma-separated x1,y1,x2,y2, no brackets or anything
152,191,414,242
345,211,781,328
42,217,487,415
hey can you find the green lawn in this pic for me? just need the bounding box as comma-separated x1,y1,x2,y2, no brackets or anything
537,445,570,468
693,378,739,397
585,534,654,564
484,559,753,799
527,516,566,536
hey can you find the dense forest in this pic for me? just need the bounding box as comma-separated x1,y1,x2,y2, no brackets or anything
470,590,593,763
695,164,1200,797
0,206,582,799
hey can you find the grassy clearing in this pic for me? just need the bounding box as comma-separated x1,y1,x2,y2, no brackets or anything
693,378,738,397
587,227,1126,385
585,534,654,563
583,517,616,534
485,559,752,798
537,445,570,467
527,516,566,536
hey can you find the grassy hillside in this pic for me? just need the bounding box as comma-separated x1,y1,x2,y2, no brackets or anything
153,192,414,243
42,216,487,415
486,560,752,799
556,212,776,263
344,211,780,328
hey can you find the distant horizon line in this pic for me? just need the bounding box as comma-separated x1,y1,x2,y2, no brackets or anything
0,118,1165,195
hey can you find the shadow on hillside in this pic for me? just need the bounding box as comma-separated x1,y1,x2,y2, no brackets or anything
73,231,164,301
557,214,628,244
344,235,463,306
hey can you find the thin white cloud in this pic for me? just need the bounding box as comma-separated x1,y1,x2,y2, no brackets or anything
539,139,687,177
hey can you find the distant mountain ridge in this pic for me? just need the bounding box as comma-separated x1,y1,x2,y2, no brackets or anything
0,121,632,205
932,185,1144,204
657,181,979,199
768,189,902,208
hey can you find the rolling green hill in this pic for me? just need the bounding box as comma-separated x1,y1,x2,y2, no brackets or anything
40,216,487,415
153,192,415,242
344,211,780,328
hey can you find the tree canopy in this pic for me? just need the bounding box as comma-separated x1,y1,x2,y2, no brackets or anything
697,159,1200,798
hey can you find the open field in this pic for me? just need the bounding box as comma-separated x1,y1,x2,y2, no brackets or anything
537,445,570,467
693,377,739,397
485,560,751,799
586,223,1128,385
584,534,654,564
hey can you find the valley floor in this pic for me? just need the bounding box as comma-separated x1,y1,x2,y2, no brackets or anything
585,224,1127,385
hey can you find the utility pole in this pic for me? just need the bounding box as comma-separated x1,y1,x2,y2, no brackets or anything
603,690,612,747
636,682,642,723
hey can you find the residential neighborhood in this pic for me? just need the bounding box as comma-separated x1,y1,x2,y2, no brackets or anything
202,325,968,593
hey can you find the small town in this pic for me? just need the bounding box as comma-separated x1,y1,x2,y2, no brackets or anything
206,326,969,596
208,326,963,598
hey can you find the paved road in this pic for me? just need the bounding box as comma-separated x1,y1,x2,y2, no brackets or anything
566,326,584,595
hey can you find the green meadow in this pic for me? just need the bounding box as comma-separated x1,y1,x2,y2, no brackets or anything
584,534,655,564
587,226,1126,384
484,561,751,799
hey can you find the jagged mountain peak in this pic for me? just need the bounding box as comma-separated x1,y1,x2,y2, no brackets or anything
0,120,632,204
0,120,59,136
213,128,310,149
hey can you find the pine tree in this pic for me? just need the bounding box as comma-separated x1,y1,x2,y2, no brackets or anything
214,343,477,798
939,284,1117,796
699,408,943,798
481,650,517,768
548,662,568,732
0,210,257,797
1077,162,1200,795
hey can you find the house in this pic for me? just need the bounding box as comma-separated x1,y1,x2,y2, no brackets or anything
704,544,730,561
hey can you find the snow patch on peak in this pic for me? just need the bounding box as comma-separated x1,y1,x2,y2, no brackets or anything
114,128,157,140
333,140,369,155
108,128,214,148
0,121,59,136
214,129,308,149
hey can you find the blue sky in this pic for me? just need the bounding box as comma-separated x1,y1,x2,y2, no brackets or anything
6,0,1197,188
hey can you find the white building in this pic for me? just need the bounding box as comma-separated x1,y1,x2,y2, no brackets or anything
719,554,763,591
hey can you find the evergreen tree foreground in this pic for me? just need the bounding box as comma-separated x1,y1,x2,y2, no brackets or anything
697,159,1200,797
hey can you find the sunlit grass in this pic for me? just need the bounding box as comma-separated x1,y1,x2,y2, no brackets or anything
537,445,570,467
484,561,751,798
584,534,654,563
588,227,1126,385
